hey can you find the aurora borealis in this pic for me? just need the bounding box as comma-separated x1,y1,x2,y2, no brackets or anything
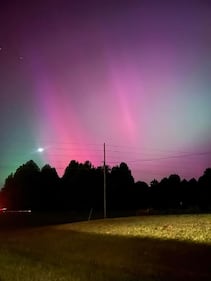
0,0,210,185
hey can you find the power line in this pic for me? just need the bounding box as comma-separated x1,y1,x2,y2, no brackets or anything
124,151,211,163
3,138,211,157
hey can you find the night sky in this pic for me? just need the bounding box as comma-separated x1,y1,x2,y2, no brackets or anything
0,0,210,186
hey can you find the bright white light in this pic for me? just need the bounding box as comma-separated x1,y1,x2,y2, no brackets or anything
37,147,44,152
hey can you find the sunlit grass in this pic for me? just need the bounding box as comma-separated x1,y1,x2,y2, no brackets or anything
0,214,211,281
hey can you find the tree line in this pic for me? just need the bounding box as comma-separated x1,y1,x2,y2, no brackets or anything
0,160,210,213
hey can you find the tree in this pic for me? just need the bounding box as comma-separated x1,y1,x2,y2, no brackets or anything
60,160,80,210
1,173,16,209
198,168,211,211
40,164,60,210
108,162,134,210
61,160,97,210
168,174,181,208
133,181,149,209
14,160,41,209
2,160,41,209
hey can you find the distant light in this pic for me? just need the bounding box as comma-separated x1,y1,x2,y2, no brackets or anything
37,147,44,152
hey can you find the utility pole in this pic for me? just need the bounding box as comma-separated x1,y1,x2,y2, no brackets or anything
103,142,107,218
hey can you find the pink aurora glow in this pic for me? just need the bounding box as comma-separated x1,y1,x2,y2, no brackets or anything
0,1,210,184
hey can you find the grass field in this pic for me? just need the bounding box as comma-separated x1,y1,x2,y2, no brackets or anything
0,214,211,281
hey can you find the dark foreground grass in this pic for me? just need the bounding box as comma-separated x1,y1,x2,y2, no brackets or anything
0,214,211,281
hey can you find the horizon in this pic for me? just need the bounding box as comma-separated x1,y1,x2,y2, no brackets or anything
1,156,210,189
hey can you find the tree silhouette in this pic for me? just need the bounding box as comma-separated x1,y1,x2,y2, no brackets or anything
133,181,149,209
1,173,16,209
40,164,60,210
61,160,99,210
198,168,211,211
0,158,211,215
108,162,134,210
167,174,181,208
60,160,80,210
1,160,41,209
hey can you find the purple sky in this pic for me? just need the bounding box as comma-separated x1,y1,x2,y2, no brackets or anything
0,0,210,185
